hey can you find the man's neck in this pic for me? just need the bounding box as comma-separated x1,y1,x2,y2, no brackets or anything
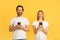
17,15,22,17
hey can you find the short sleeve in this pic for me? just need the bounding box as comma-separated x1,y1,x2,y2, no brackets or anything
43,22,49,29
24,19,30,25
10,19,14,26
45,22,49,27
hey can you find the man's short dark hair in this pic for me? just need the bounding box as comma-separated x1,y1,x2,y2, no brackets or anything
16,5,24,11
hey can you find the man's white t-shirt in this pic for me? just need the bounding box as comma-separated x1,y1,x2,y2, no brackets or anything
32,21,49,40
10,16,30,39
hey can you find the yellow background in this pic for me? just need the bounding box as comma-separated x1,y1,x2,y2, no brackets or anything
0,0,60,40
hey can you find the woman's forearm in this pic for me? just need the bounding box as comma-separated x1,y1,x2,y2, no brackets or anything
34,26,40,34
42,28,48,34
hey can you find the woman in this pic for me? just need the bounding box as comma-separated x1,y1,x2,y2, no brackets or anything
32,10,49,40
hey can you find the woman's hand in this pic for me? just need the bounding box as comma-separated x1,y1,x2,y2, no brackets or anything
38,25,43,29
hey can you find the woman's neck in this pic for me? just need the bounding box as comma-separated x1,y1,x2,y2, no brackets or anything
38,18,43,22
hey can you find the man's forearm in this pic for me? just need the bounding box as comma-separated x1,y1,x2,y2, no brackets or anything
9,25,29,32
11,26,19,31
9,25,15,32
20,26,29,31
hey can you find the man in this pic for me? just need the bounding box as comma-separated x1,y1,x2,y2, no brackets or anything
9,5,30,40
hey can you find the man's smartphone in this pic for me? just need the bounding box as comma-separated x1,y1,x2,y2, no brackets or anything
17,22,21,25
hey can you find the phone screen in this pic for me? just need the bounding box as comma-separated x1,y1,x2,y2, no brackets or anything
17,22,21,25
39,22,42,25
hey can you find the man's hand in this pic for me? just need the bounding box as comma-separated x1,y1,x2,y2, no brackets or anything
15,25,21,29
15,25,24,29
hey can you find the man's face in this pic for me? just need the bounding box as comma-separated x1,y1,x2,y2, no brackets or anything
16,7,23,16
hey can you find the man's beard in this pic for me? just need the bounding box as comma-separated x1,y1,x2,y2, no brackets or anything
17,13,22,16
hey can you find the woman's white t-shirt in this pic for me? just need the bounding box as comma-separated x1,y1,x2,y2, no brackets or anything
10,16,30,39
32,21,49,40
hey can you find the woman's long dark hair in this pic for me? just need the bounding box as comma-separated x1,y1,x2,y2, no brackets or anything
37,10,44,21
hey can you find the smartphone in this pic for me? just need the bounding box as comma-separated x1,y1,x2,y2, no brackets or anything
17,22,21,25
39,22,42,25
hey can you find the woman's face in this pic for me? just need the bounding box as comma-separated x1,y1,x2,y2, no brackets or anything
38,12,43,18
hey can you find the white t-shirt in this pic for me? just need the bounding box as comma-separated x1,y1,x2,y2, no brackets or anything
10,16,30,39
32,21,49,40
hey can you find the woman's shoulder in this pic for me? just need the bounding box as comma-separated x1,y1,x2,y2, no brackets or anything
43,21,48,23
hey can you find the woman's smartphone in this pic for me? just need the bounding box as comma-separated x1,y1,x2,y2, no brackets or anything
39,22,42,25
